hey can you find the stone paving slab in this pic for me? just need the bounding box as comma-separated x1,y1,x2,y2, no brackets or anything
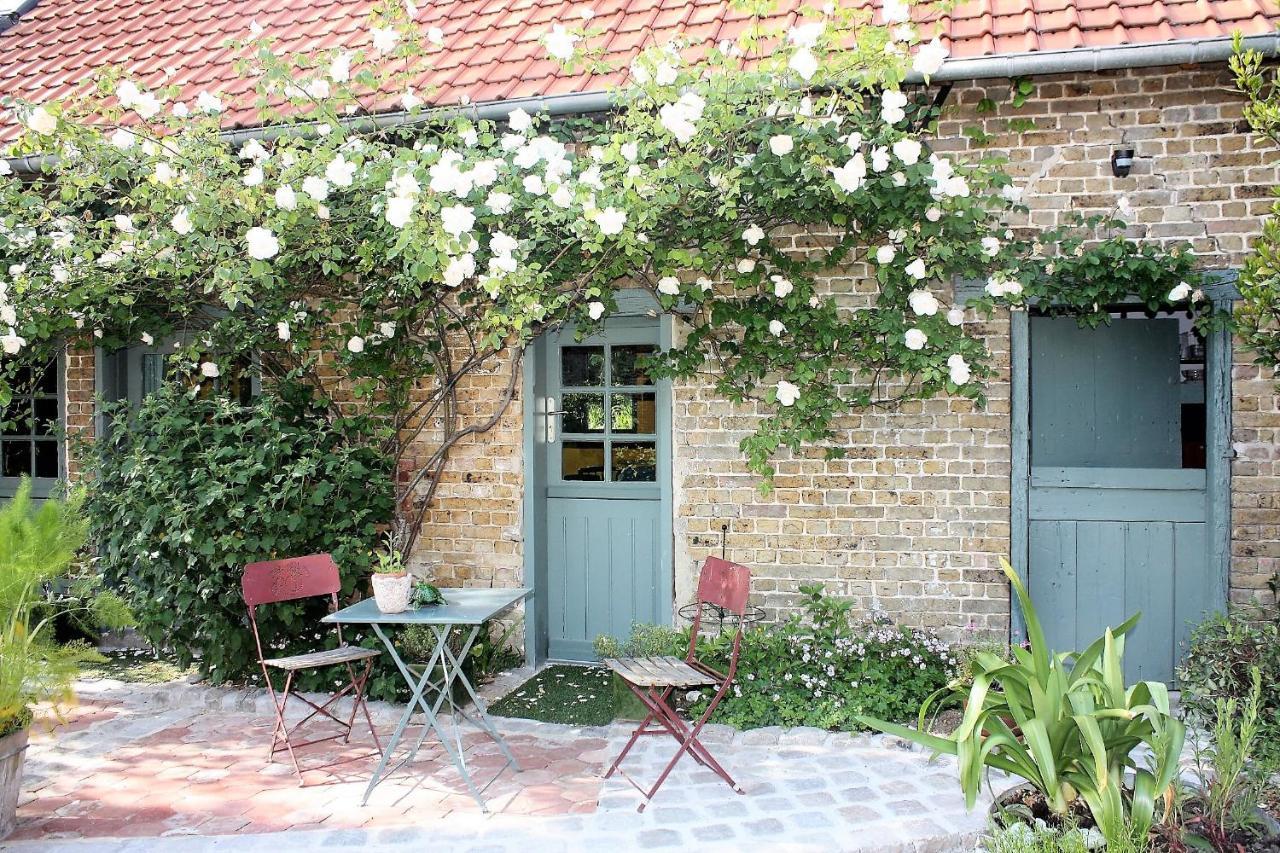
1,677,999,852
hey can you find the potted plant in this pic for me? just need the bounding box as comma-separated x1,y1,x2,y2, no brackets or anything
860,558,1186,851
1,480,131,840
369,535,411,614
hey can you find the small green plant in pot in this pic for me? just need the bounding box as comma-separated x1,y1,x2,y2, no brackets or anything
0,480,132,840
370,535,411,614
860,558,1185,851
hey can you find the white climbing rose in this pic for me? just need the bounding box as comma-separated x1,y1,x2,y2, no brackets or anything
881,89,908,124
947,353,971,385
440,204,476,237
904,328,928,350
891,137,921,165
507,108,533,132
743,224,765,246
596,207,626,236
736,258,756,274
875,245,896,265
908,289,939,316
1168,281,1192,301
789,48,818,82
325,154,357,187
947,307,965,326
302,176,329,201
171,207,193,235
588,301,605,320
386,195,414,228
277,321,291,341
912,38,948,78
347,336,366,353
543,24,579,61
775,379,800,407
905,258,928,280
769,134,794,156
245,226,279,260
981,236,1001,257
772,276,793,298
768,319,786,337
110,128,135,150
200,361,220,378
657,276,681,296
275,185,298,210
25,106,56,135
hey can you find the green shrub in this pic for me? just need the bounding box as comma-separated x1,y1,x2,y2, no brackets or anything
1179,608,1280,765
84,387,395,697
689,584,956,731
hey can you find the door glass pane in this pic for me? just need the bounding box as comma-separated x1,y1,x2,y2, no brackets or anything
33,441,59,478
561,347,604,386
612,345,655,386
562,393,605,433
612,442,656,482
33,398,59,434
3,404,31,435
562,441,605,481
34,363,58,395
2,441,30,477
611,392,657,434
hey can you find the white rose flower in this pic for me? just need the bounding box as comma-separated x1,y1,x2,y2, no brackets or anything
25,106,57,135
0,160,10,177
912,38,949,78
904,328,927,350
486,191,514,215
596,207,626,236
881,89,908,124
743,224,765,246
871,146,890,172
908,289,939,316
522,174,545,195
114,214,134,233
769,134,794,156
140,332,154,346
275,185,298,210
697,276,714,291
401,88,422,111
621,141,639,161
371,27,400,54
1,332,26,355
657,276,681,296
172,101,189,118
775,379,800,407
772,276,793,298
171,207,193,235
543,24,579,61
154,161,176,186
830,154,867,194
768,319,786,337
655,62,678,86
981,236,1001,257
386,195,414,228
302,176,330,200
588,301,605,320
243,166,264,187
245,226,280,260
789,48,819,82
200,361,220,378
329,52,352,83
905,258,928,280
277,321,291,341
875,245,896,264
110,128,135,150
736,258,756,274
347,336,365,353
379,321,396,338
1168,281,1192,301
926,207,942,222
508,107,533,132
196,91,223,114
1001,184,1024,203
947,307,965,326
658,92,705,144
326,154,357,187
427,26,444,45
882,0,909,23
891,137,922,165
443,253,475,287
551,184,573,208
440,204,475,237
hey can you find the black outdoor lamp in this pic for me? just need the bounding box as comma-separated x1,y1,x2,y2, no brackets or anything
1111,148,1135,178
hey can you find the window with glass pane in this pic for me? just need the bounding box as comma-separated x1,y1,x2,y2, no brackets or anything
559,342,658,483
0,362,62,480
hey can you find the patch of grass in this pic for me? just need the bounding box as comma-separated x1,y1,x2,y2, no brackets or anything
79,650,196,684
488,664,614,726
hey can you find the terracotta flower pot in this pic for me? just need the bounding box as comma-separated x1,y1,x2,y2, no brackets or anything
0,726,29,841
371,572,411,614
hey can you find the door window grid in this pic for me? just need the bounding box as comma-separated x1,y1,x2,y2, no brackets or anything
1,361,62,481
559,344,657,482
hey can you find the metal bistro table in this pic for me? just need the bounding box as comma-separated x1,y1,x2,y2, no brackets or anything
323,587,530,810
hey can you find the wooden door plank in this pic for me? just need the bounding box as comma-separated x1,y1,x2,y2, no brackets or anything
1029,519,1077,653
1075,522,1128,649
1123,521,1176,683
1173,522,1211,679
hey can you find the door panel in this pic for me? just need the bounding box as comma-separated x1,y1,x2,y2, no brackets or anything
1028,314,1215,684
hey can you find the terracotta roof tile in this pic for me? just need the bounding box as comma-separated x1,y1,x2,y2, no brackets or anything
2,0,1278,143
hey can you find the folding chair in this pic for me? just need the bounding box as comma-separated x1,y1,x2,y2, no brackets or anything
242,553,383,784
603,556,751,811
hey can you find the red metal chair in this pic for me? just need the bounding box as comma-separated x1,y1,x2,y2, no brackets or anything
603,556,751,811
241,553,382,783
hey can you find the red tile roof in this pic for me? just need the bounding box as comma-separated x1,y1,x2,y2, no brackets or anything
1,0,1278,143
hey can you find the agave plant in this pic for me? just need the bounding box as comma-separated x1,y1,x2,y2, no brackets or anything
860,558,1185,848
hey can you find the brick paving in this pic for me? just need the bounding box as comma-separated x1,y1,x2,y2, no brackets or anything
3,677,998,852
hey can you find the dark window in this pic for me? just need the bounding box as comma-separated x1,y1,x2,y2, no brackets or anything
558,342,658,483
0,361,62,483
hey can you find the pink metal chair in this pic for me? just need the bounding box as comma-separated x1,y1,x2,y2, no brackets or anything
241,553,382,783
603,556,751,811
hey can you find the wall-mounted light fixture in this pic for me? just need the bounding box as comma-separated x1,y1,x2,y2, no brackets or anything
1111,148,1135,178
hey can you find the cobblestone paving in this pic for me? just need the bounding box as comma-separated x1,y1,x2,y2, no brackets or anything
3,678,998,852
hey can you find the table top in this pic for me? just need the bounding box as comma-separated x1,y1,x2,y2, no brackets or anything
322,587,530,626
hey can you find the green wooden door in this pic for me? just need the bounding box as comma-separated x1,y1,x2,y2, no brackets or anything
539,317,670,660
1027,315,1219,683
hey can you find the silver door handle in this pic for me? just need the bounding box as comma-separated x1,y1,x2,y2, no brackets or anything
546,410,567,416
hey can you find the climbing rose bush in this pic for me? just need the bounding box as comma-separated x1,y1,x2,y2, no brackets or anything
0,0,1206,547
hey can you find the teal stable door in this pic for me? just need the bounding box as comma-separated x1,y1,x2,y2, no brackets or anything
536,318,671,661
1026,313,1222,683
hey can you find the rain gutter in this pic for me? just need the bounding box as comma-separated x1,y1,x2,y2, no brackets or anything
7,32,1280,175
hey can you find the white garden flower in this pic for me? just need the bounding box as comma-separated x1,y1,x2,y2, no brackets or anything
141,332,154,346
245,226,279,260
154,162,176,186
302,176,329,201
925,206,942,222
871,146,890,172
274,185,298,211
241,139,269,162
772,276,793,298
1117,195,1135,219
905,258,928,280
171,207,193,235
596,207,626,236
947,353,971,385
172,101,189,118
347,335,365,353
912,38,949,78
775,379,800,407
789,48,819,82
277,321,291,341
875,245,896,265
789,21,824,47
401,88,422,110
981,236,1001,257
947,307,965,326
114,214,134,233
329,52,353,83
551,184,573,208
304,77,331,100
441,204,475,237
0,160,10,177
386,195,414,228
881,89,908,124
325,154,357,187
588,301,605,320
1,332,26,355
379,321,396,338
443,253,475,287
768,319,786,337
908,289,939,316
658,92,705,144
200,361,220,378
522,174,545,195
621,141,639,161
904,328,927,350
736,258,756,274
743,224,765,246
508,108,533,132
243,166,264,187
891,137,922,165
486,191,514,215
697,276,714,292
371,27,400,54
1001,184,1024,204
830,154,867,193
25,106,56,135
1168,281,1192,301
427,26,445,45
196,91,223,114
882,0,909,23
543,24,579,61
110,128,135,150
116,80,141,108
657,276,681,296
769,134,794,156
655,62,678,86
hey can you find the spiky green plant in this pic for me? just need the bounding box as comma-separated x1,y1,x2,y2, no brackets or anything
0,479,130,736
860,558,1184,850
